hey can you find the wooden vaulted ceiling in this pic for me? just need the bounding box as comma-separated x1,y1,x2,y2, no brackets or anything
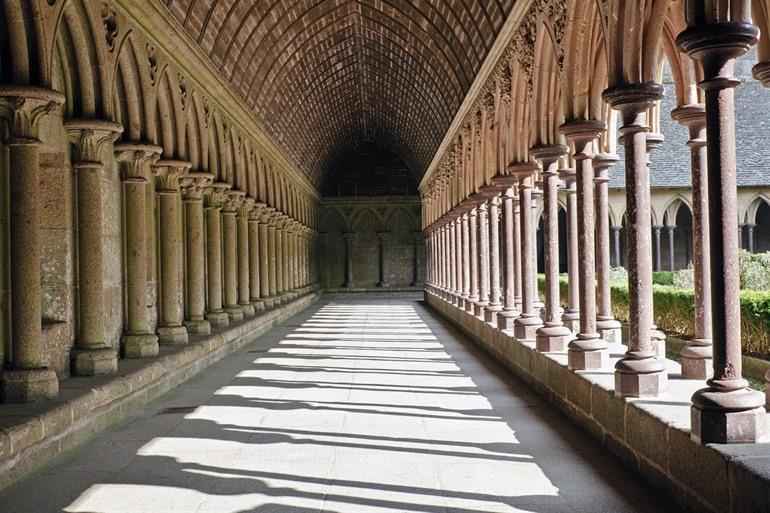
163,0,516,186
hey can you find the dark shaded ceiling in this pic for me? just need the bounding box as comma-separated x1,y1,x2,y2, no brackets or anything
163,0,516,186
321,141,417,197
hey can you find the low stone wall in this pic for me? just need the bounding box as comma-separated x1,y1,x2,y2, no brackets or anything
0,290,321,491
426,291,770,513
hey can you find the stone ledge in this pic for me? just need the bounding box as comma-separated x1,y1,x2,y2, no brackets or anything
0,290,321,491
425,291,770,513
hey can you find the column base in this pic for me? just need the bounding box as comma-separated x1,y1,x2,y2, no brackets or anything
158,325,189,345
497,310,518,331
514,314,542,341
1,369,59,403
567,336,608,370
681,341,713,380
465,298,478,314
224,306,244,322
240,302,256,317
692,388,768,444
184,318,211,336
596,317,622,344
252,300,266,312
484,304,502,323
121,333,159,359
561,310,580,333
535,324,571,353
652,329,666,359
473,301,488,318
71,347,118,376
206,310,230,328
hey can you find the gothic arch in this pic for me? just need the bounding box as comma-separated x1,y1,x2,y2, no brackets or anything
154,67,185,158
351,208,382,233
531,19,564,147
384,208,417,232
111,35,151,142
663,196,693,226
185,92,207,170
744,194,770,224
319,208,348,233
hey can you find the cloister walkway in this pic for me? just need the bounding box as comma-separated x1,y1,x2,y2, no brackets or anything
0,299,679,513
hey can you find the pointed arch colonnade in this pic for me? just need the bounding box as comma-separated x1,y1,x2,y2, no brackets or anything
0,0,319,403
422,0,770,445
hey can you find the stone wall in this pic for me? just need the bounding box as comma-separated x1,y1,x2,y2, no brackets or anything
319,197,425,289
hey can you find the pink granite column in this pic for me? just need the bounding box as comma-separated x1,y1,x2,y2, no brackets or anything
513,196,523,311
559,167,580,333
679,13,767,442
484,194,503,323
460,213,471,305
454,217,463,304
475,200,490,317
602,86,667,394
594,154,622,343
531,145,570,352
494,176,519,330
671,105,712,379
511,163,542,340
467,208,480,312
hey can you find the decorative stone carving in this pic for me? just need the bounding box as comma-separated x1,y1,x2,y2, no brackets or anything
101,4,118,52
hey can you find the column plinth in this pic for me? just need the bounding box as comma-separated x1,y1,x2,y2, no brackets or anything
602,85,667,393
180,172,214,335
65,119,123,375
0,87,63,402
203,182,232,327
679,19,766,442
593,153,622,343
531,145,571,352
510,163,542,340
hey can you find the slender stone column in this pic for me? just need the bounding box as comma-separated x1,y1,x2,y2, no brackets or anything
377,231,388,287
450,220,459,301
475,201,490,318
737,224,744,249
603,85,667,394
485,194,503,323
672,104,712,379
594,154,622,343
494,176,519,330
0,87,63,402
203,182,231,328
65,120,122,376
454,218,463,304
289,222,298,297
612,226,622,267
531,185,545,313
259,207,275,307
559,167,580,333
180,172,214,334
237,198,255,317
412,231,422,286
747,224,755,253
511,163,542,340
513,196,523,310
275,215,286,301
666,225,676,270
531,145,571,352
115,143,163,357
248,204,265,311
153,160,191,344
467,208,479,312
222,191,245,321
652,225,663,272
460,213,471,304
342,232,354,287
679,16,766,442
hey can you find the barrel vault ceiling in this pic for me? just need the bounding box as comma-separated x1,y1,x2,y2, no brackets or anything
163,0,517,186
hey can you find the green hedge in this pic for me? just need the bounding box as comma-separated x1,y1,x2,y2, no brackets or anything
538,275,770,357
652,271,675,286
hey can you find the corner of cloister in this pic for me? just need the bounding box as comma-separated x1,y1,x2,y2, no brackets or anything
1,1,770,512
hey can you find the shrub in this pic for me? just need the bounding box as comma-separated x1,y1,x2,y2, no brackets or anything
672,264,694,289
652,271,675,286
740,250,770,290
609,266,628,286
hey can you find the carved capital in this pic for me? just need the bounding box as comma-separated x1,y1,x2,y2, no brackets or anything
114,143,163,182
0,86,65,144
153,159,191,192
238,197,255,217
180,172,215,201
64,119,123,166
203,181,232,208
222,189,246,213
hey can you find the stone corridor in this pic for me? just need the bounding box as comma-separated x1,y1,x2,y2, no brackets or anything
0,299,677,513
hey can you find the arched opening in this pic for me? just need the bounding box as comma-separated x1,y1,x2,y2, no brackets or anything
756,201,770,253
673,207,693,269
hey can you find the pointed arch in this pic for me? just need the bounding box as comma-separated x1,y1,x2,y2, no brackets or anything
111,35,151,141
385,208,417,232
351,208,382,233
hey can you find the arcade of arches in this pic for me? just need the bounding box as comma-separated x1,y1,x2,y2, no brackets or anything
2,1,770,512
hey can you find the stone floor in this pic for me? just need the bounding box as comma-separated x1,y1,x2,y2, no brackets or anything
0,299,682,513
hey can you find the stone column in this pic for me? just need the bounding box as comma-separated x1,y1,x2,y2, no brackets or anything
64,119,122,376
737,224,744,249
115,143,163,357
222,191,245,321
612,226,622,267
559,167,580,333
342,232,354,287
531,145,571,352
377,231,388,287
672,104,712,379
237,198,255,316
274,215,286,301
511,163,542,340
494,176,519,330
485,194,503,323
0,87,63,402
467,208,479,312
460,213,470,303
203,182,231,328
653,225,663,272
746,224,755,253
531,184,545,313
513,196,523,310
603,85,667,394
594,154,622,343
259,207,275,307
666,225,676,270
475,200,490,318
679,15,766,442
449,220,458,301
412,231,422,287
454,218,463,304
153,160,190,344
249,204,265,311
180,172,214,335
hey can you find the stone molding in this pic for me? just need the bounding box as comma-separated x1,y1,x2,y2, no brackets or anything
115,143,163,182
0,86,65,144
180,172,215,201
64,120,123,166
153,159,192,192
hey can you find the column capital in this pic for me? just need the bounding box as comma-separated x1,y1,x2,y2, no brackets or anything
677,21,758,82
492,173,518,189
153,159,191,192
671,104,707,146
238,197,255,217
558,119,606,147
342,231,355,241
0,86,64,144
249,202,267,221
529,144,568,170
259,206,276,224
479,183,502,198
64,119,123,166
559,167,577,188
203,181,232,208
222,189,246,213
593,153,619,183
507,161,538,178
114,143,163,182
180,172,215,201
